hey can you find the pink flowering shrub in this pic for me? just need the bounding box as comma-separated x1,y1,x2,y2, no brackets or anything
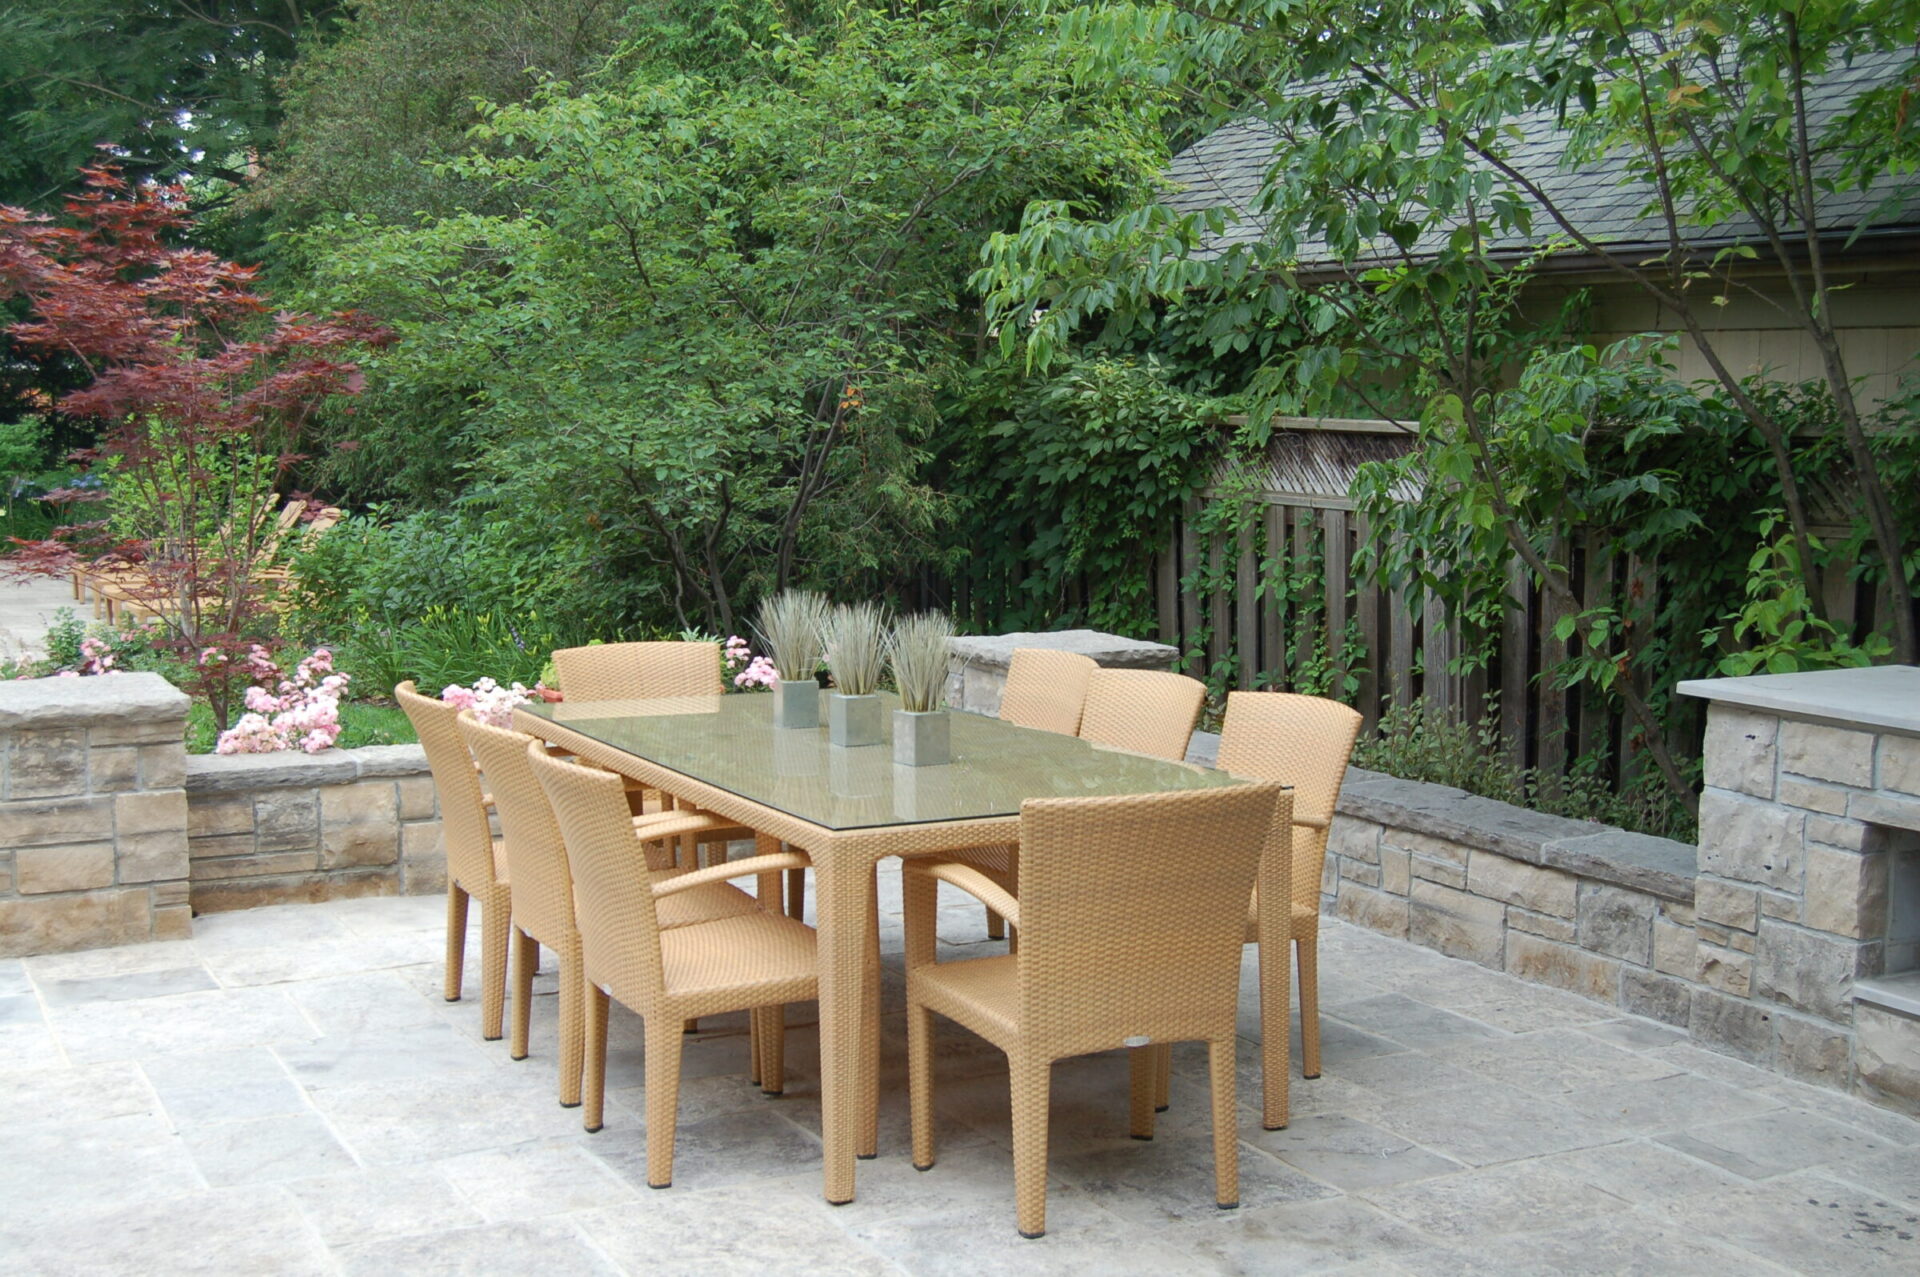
440,676,557,726
214,647,349,755
724,635,777,690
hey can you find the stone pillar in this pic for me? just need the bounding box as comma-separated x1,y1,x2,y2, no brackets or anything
1681,665,1920,1107
945,629,1181,718
0,673,192,956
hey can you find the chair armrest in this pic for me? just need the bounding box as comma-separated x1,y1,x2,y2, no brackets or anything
632,810,751,842
652,852,811,897
904,861,1021,930
1295,815,1329,831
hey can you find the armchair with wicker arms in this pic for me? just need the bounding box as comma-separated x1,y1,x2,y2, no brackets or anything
457,711,786,1106
528,743,817,1186
1215,690,1363,1120
903,782,1291,1237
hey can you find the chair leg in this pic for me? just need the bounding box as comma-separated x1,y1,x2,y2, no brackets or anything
1259,928,1293,1130
761,1002,786,1096
583,983,610,1132
747,1007,764,1088
1298,930,1321,1080
509,926,537,1060
786,864,806,920
985,906,1005,940
1209,1037,1240,1211
1154,1041,1172,1111
644,1016,685,1189
907,1003,936,1170
557,951,584,1107
1127,1045,1157,1140
479,894,510,1041
1009,1054,1053,1239
443,885,469,1002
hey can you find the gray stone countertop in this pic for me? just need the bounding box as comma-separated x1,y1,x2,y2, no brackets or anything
1678,664,1920,738
949,629,1178,670
0,671,190,728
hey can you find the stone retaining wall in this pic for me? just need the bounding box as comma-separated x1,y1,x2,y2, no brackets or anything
185,746,445,912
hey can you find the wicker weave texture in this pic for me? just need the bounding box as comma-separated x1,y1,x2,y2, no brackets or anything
998,648,1098,736
551,641,724,701
1077,668,1206,762
904,783,1286,1235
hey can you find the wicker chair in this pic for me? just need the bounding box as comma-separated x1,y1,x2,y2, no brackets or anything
528,743,816,1185
397,681,512,1041
1217,691,1363,1111
1078,668,1207,761
962,649,1100,940
456,712,769,1106
904,782,1290,1238
550,640,724,701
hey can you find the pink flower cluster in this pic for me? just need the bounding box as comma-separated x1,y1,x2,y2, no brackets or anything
78,636,123,676
215,647,350,755
440,677,536,727
724,635,777,690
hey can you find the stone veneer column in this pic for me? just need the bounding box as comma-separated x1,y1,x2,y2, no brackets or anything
1681,665,1920,1103
0,673,192,956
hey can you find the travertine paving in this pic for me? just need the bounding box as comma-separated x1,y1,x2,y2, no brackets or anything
1,885,1916,1275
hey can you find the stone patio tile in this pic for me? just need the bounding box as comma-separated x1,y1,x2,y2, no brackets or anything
0,1184,335,1276
1823,1145,1920,1210
276,1021,504,1089
1247,1112,1464,1190
1532,1137,1748,1206
1653,1170,1920,1274
1430,1027,1681,1096
586,1106,826,1192
0,991,45,1026
1164,1194,1430,1275
21,937,198,982
308,1074,585,1165
1324,994,1506,1052
1361,1084,1620,1167
189,903,352,950
180,1111,357,1187
1561,1070,1784,1133
35,964,219,1006
579,1185,899,1275
1362,1159,1631,1242
1577,1018,1688,1053
282,968,454,1036
197,932,431,988
0,956,30,996
1049,1129,1336,1225
1291,1013,1413,1067
1324,1048,1481,1098
284,1164,485,1246
0,1059,158,1125
142,1046,310,1123
0,1019,66,1068
1436,984,1617,1034
1759,1078,1920,1144
0,1112,204,1219
439,1141,639,1222
46,984,319,1062
316,892,447,939
1396,1214,1794,1277
1644,1040,1782,1088
331,1217,621,1276
1657,1108,1896,1180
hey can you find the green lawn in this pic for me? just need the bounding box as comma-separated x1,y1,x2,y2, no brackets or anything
185,701,417,755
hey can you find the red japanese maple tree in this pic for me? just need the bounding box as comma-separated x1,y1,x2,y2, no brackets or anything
0,163,389,725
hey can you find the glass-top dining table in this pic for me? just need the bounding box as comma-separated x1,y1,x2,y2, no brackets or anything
514,691,1286,1204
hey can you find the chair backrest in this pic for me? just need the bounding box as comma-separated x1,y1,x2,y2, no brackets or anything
457,711,575,946
551,640,723,701
999,648,1097,736
528,743,665,1001
395,681,496,891
1077,668,1206,761
1216,690,1364,911
1015,782,1287,1056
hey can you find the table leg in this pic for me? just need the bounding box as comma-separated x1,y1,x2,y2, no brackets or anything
860,861,882,1159
813,853,871,1204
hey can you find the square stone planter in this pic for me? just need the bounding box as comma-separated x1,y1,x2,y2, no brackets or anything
892,709,950,767
772,678,819,730
828,692,882,748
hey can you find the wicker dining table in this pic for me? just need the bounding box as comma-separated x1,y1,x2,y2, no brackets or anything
514,691,1287,1205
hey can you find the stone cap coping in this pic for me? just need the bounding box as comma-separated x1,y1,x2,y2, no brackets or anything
187,743,429,793
1854,971,1920,1020
1677,665,1920,739
1187,739,1698,902
948,629,1178,671
0,671,190,729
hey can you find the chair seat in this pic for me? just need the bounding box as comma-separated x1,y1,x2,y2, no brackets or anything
660,911,818,1003
909,952,1019,1045
653,874,761,930
1244,890,1317,941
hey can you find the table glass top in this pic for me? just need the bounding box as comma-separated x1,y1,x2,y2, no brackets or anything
519,692,1247,830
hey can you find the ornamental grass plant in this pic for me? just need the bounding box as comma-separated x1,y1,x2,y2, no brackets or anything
825,601,889,696
756,589,832,683
890,611,954,713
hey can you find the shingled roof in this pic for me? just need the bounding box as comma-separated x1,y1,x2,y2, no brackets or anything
1163,49,1920,267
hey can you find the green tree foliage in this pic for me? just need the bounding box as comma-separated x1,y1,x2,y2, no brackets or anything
297,3,1171,635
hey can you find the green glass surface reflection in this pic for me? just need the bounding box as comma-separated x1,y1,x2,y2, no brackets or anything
520,693,1247,830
